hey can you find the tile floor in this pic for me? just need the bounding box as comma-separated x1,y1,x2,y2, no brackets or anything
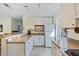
30,47,53,56
30,39,79,56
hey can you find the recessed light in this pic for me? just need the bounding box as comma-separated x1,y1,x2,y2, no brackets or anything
38,3,40,8
24,5,28,8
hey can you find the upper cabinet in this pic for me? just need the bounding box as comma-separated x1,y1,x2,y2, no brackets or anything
75,4,79,16
23,16,53,31
60,4,75,28
74,4,79,27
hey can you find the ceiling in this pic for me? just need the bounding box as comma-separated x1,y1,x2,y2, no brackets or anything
0,3,60,18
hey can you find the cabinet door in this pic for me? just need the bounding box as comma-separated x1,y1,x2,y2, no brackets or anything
39,36,44,46
45,32,52,47
43,18,53,25
7,44,25,56
33,36,44,46
61,4,75,28
26,38,33,56
26,40,31,56
76,4,79,16
28,39,33,55
26,42,29,56
33,36,40,46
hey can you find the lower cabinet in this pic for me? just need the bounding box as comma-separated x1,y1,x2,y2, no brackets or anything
7,43,25,56
7,35,44,56
45,32,52,47
26,35,44,56
33,35,44,46
26,38,33,56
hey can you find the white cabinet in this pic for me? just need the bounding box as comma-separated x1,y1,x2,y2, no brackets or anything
75,4,79,16
45,25,53,47
43,18,53,25
26,38,33,56
23,17,53,31
26,35,44,56
60,4,75,28
68,29,79,41
33,36,44,46
33,36,40,46
45,32,52,47
26,42,29,56
7,43,25,56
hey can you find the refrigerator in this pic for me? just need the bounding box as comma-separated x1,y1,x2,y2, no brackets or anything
45,25,54,47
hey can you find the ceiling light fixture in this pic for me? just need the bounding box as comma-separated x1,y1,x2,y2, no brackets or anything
24,5,28,8
4,3,12,9
38,3,40,8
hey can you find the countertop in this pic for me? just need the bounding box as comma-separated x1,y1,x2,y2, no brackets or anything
52,40,68,56
5,33,45,43
6,35,31,43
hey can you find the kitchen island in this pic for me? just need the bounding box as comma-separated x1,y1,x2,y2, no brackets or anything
3,33,44,56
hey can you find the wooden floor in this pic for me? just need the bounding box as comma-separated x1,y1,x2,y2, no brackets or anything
68,39,79,49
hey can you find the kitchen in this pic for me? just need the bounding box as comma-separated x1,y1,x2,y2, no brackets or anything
0,16,68,56
0,16,54,56
0,3,57,56
0,3,79,56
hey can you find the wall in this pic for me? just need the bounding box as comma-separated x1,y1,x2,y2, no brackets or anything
23,16,53,32
0,18,12,33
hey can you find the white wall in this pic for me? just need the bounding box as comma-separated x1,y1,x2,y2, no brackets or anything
0,18,12,33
